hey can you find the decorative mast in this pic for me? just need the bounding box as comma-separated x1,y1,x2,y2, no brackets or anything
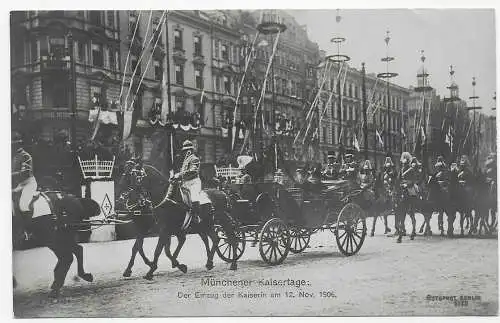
326,9,350,161
377,30,398,158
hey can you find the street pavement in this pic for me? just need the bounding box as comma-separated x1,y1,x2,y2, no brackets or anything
13,214,498,317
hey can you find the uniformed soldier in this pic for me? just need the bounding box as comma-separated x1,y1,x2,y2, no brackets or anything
12,132,38,220
383,156,397,195
485,153,496,187
400,152,420,198
432,156,450,236
175,140,202,223
457,155,473,187
433,156,450,193
322,151,341,180
341,153,357,181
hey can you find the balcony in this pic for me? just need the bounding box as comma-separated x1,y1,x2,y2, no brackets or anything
40,55,71,72
193,53,205,65
30,108,88,121
172,48,187,62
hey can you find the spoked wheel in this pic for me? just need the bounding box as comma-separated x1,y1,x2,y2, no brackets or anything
215,225,246,263
334,203,367,256
289,227,311,254
259,218,290,265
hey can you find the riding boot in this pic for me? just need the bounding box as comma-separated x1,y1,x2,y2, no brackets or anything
21,211,33,241
191,202,201,224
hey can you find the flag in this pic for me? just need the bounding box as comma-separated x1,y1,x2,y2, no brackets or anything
353,134,360,152
376,129,384,146
200,89,205,104
401,127,406,139
421,126,426,142
338,128,344,144
445,126,453,152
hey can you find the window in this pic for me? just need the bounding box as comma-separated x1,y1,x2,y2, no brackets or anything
223,75,231,94
77,41,84,62
198,103,205,126
322,127,327,143
175,64,184,85
348,84,353,97
89,11,102,26
194,35,202,56
214,39,219,58
131,55,141,74
281,79,286,95
174,29,183,50
106,11,115,28
154,60,162,81
129,12,139,33
31,39,38,62
108,48,115,70
91,43,103,67
195,68,203,89
49,36,65,58
215,75,220,92
221,44,228,60
43,77,68,107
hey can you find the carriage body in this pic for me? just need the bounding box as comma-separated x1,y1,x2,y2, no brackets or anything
214,176,367,265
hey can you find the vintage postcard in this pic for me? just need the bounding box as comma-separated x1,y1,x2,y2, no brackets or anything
10,6,498,317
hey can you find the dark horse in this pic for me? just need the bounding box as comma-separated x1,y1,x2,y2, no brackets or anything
117,159,239,280
13,191,100,298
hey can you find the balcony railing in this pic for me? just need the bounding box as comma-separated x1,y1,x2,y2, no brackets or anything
40,55,71,71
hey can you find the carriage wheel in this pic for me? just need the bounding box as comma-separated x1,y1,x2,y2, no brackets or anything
289,227,311,253
334,203,366,256
258,218,290,265
215,225,246,263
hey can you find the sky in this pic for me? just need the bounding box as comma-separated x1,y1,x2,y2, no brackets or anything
288,9,496,115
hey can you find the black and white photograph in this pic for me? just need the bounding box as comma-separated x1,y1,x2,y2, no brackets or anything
9,4,499,317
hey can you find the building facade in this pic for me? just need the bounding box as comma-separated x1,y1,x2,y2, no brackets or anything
316,62,410,169
11,10,323,172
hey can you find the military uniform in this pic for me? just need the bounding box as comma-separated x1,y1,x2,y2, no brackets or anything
400,153,420,197
383,157,397,198
322,151,341,180
433,156,450,194
179,141,202,205
12,146,37,214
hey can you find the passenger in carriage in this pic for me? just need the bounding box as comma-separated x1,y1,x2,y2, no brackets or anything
307,163,325,193
322,151,341,180
359,160,376,202
340,153,357,181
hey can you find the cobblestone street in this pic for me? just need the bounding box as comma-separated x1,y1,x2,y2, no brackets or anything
13,215,498,317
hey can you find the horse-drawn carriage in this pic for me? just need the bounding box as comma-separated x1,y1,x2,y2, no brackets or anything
214,166,368,265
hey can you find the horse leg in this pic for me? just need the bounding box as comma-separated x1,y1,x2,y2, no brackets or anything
48,246,73,298
144,232,167,280
396,209,405,243
167,234,187,273
123,236,142,277
424,212,432,236
370,213,377,237
447,209,456,237
438,211,445,236
198,232,215,270
72,243,93,282
383,213,391,234
409,211,416,240
221,218,238,271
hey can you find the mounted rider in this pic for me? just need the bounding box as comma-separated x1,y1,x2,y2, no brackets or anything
383,156,397,197
485,153,496,188
12,132,39,221
400,152,420,198
322,151,341,180
457,154,473,189
174,140,203,223
432,155,450,194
